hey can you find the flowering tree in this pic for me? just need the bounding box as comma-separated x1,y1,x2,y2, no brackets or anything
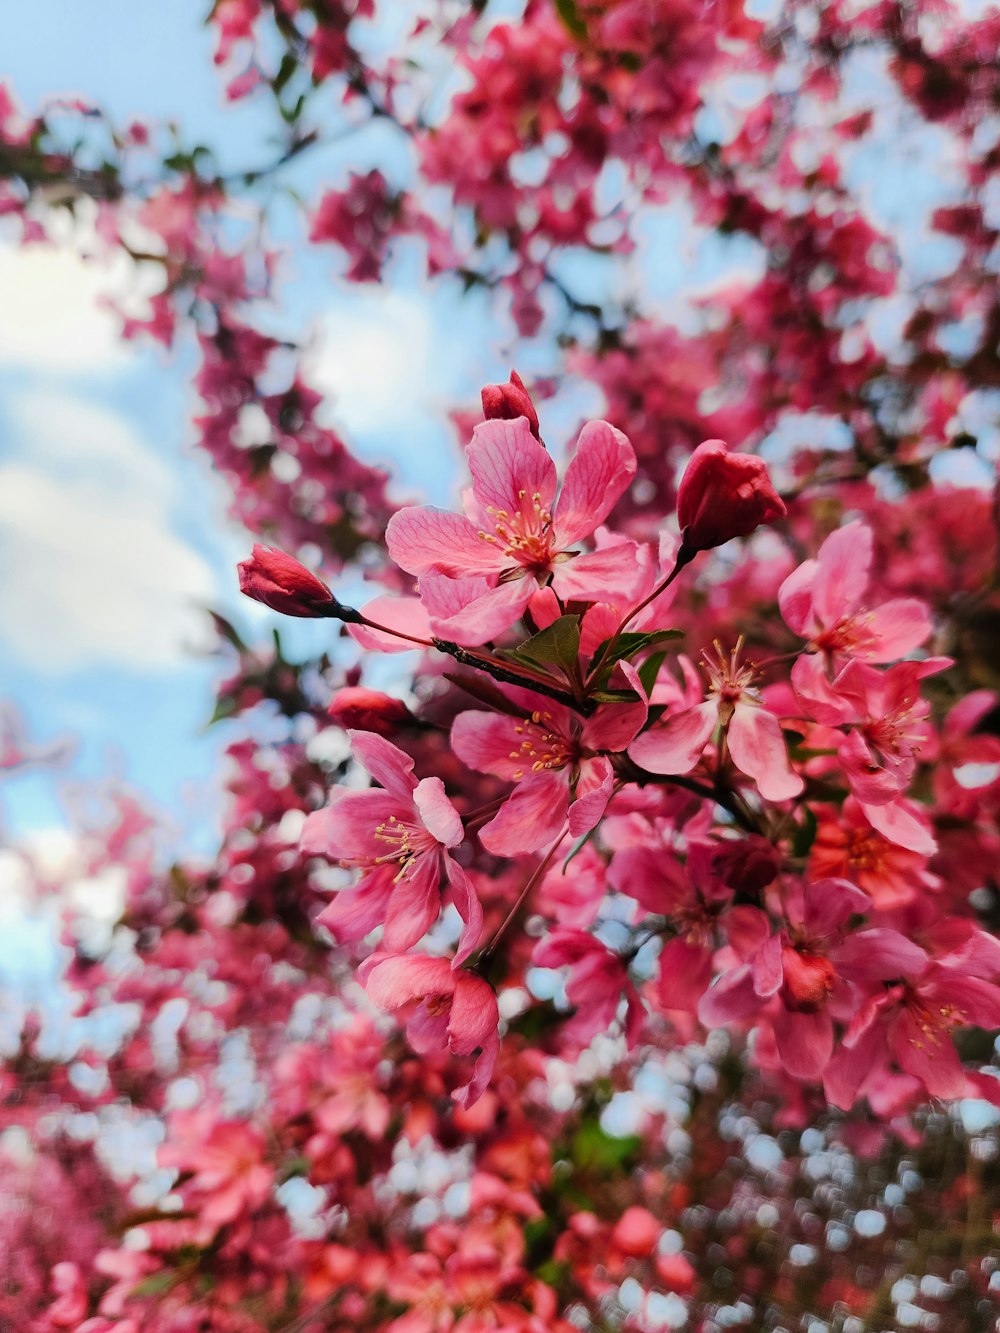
4,2,1000,1330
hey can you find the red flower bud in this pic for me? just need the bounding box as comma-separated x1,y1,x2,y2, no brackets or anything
238,545,342,618
676,439,785,556
328,687,412,735
481,370,540,440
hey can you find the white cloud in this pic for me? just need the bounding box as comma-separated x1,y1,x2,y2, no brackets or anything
0,242,131,374
0,392,216,672
309,289,443,435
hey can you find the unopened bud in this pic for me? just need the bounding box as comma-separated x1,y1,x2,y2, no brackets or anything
481,370,540,440
328,687,412,735
238,544,359,620
676,439,785,558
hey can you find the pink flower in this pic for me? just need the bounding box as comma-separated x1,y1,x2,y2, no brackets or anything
779,521,931,663
302,732,482,964
159,1115,273,1231
699,880,928,1080
451,670,646,855
360,954,500,1107
629,641,803,802
481,368,540,440
793,654,950,806
533,929,644,1049
675,438,785,557
386,416,638,643
238,543,341,618
824,963,1000,1108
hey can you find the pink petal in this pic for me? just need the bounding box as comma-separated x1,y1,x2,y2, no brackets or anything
865,598,933,662
478,771,569,855
628,700,717,775
581,662,647,752
832,928,928,981
568,757,614,837
315,867,395,942
386,506,506,577
382,856,442,953
790,653,858,725
893,1009,967,1099
451,711,534,780
697,963,761,1026
449,972,500,1056
466,417,557,517
752,933,784,997
453,1031,499,1108
350,731,418,798
348,595,432,653
413,777,464,847
811,521,872,627
447,860,484,968
425,576,534,645
860,798,936,855
774,1008,834,1080
801,877,870,937
363,954,455,1012
553,420,636,546
302,789,410,863
550,544,645,603
823,1013,890,1110
728,703,803,801
657,938,713,1013
777,558,819,636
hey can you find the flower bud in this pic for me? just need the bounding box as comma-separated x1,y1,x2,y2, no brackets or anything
238,544,349,618
676,439,785,557
481,370,540,440
328,687,412,735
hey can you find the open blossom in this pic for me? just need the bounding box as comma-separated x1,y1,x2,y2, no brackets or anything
302,731,482,964
792,654,950,806
159,1115,273,1233
824,963,1000,1108
699,880,928,1079
386,415,638,643
533,929,645,1049
451,668,646,855
676,438,786,556
629,640,803,802
779,521,931,663
360,954,500,1107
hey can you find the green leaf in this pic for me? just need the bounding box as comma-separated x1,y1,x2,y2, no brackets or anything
588,629,682,677
637,650,667,699
553,0,587,40
589,687,640,704
571,1120,642,1173
791,805,817,858
561,825,599,871
508,615,581,672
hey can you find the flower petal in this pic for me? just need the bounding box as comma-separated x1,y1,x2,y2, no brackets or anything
553,420,636,546
386,506,506,576
728,703,803,802
628,701,717,775
466,417,557,517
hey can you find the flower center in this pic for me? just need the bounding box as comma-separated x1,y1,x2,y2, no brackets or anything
814,611,879,657
372,814,435,880
781,946,836,1012
477,489,556,570
507,710,573,779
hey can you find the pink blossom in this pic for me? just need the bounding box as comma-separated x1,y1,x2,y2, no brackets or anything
360,954,500,1107
451,670,646,855
825,963,1000,1108
303,731,482,964
779,521,932,663
386,416,638,643
629,641,803,802
533,929,645,1049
